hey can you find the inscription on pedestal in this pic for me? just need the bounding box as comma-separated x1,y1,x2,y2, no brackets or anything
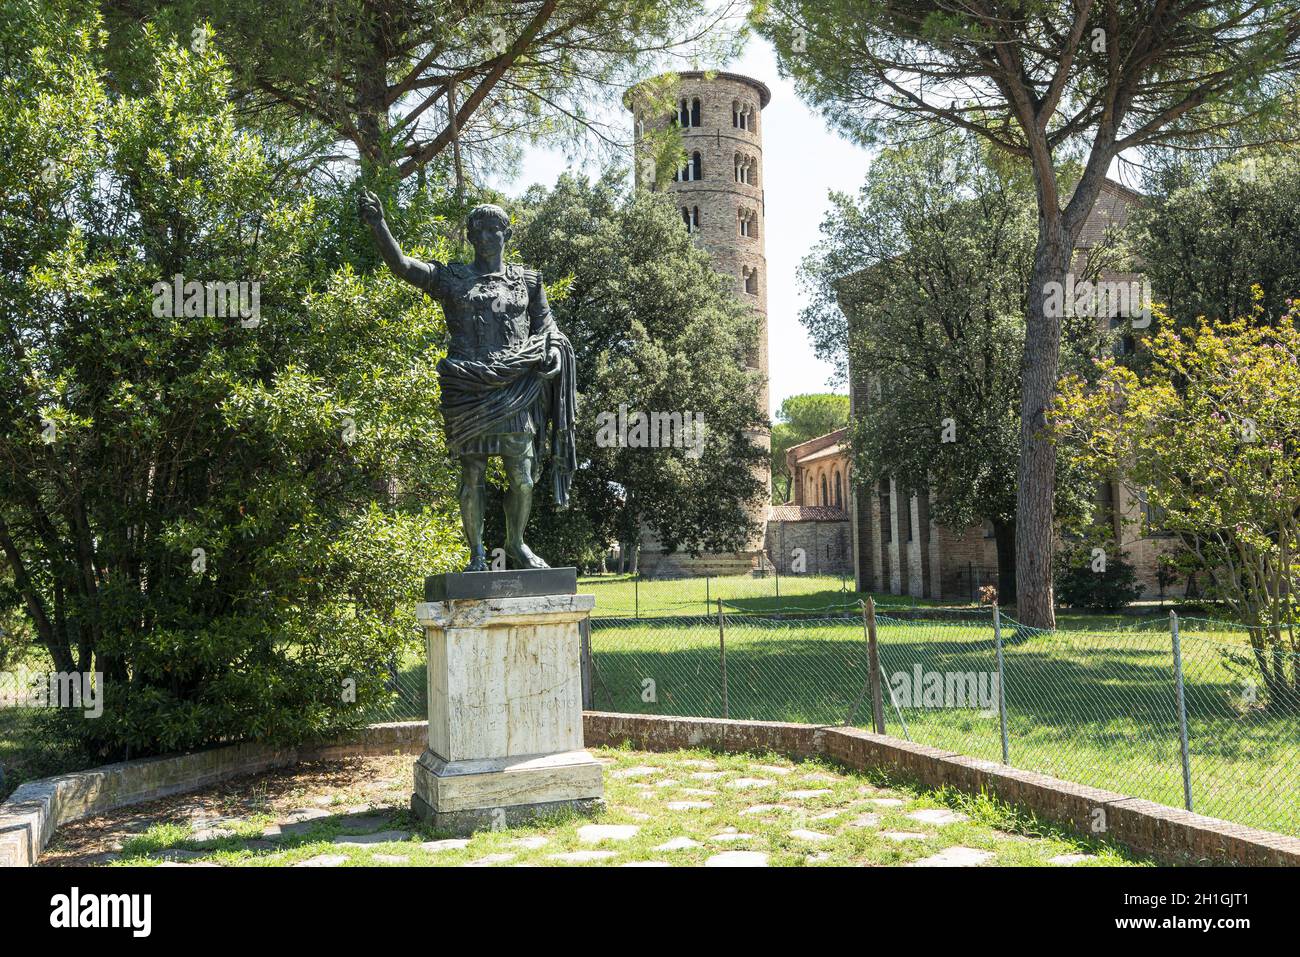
424,567,577,602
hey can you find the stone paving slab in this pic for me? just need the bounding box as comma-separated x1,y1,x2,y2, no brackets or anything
550,850,617,863
577,824,639,843
907,809,969,826
910,847,995,867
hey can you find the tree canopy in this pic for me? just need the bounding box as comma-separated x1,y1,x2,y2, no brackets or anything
507,171,768,565
1136,149,1300,329
100,0,743,182
801,130,1100,600
1054,303,1300,701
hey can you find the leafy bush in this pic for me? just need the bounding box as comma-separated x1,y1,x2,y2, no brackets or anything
1054,544,1144,612
1054,306,1300,697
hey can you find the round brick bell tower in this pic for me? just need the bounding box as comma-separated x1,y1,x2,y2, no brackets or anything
626,71,773,575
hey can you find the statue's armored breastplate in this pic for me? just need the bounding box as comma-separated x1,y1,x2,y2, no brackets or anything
442,264,531,361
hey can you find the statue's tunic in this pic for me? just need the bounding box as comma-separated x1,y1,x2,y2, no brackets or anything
412,260,578,504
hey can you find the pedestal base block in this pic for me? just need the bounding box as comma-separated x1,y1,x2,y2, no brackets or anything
411,792,603,836
412,747,603,835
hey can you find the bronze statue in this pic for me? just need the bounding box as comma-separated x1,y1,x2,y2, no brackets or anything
359,191,576,572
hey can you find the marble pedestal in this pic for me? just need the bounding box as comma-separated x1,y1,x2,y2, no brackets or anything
411,584,603,834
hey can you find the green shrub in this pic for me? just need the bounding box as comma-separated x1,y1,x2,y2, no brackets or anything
1055,544,1144,612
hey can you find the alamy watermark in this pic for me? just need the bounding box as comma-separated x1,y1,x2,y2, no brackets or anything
888,665,1000,714
50,887,151,937
1043,275,1152,327
0,669,103,718
152,273,261,327
595,405,705,459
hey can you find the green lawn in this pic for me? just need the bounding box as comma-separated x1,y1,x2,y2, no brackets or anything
584,612,1300,839
578,572,1217,623
579,572,944,618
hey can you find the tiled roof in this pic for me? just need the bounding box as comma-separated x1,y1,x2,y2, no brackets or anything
785,427,848,456
796,443,846,465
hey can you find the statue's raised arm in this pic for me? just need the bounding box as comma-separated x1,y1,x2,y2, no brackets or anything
358,189,441,288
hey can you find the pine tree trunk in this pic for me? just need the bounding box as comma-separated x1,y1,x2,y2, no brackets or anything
1015,220,1069,628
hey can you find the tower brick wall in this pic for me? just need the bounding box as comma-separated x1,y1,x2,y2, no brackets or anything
626,71,774,573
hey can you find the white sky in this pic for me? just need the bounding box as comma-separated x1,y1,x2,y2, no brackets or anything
485,37,869,420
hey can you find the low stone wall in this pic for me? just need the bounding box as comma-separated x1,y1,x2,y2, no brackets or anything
584,712,1300,866
6,712,1298,867
0,722,426,868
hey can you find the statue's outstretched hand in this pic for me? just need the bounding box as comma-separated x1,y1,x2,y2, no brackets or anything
358,189,385,226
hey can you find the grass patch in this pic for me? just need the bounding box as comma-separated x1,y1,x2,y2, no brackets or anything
578,573,943,618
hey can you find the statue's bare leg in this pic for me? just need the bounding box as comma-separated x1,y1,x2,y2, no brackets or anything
503,448,549,570
459,453,489,572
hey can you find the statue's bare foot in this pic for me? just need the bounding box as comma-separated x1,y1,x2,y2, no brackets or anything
463,549,489,572
507,544,550,570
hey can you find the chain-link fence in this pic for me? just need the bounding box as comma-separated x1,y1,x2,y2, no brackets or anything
585,606,1300,838
0,671,102,801
578,571,927,618
9,604,1295,843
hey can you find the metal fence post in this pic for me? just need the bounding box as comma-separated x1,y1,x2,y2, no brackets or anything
579,616,593,711
705,574,710,616
717,598,729,719
774,561,781,611
867,597,885,733
993,604,1010,764
634,573,639,620
1171,611,1194,812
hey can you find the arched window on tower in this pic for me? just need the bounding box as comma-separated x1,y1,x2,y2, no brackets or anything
742,266,759,295
682,205,699,233
734,153,755,185
677,96,702,127
733,100,752,130
675,151,703,182
738,207,757,238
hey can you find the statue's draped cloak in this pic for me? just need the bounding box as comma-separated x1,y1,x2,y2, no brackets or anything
419,260,577,506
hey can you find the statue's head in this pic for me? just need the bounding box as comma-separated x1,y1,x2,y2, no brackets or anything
465,204,511,258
